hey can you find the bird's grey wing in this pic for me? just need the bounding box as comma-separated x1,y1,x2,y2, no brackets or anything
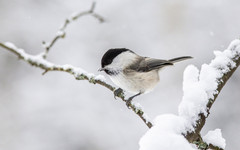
135,57,173,72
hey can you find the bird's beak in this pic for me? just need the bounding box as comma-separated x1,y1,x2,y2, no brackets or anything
98,68,105,72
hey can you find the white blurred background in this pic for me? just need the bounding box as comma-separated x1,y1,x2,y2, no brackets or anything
0,0,239,149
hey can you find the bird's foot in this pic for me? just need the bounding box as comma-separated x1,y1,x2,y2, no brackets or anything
114,88,124,99
125,92,142,108
126,98,133,108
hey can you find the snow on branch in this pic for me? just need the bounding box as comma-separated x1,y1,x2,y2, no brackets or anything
0,41,152,128
139,39,240,150
181,39,240,145
203,129,226,149
1,42,105,82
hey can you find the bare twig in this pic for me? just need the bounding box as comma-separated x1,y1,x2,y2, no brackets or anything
42,2,105,58
0,42,152,128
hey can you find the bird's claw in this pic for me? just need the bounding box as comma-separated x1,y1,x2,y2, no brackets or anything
125,92,141,108
126,98,132,108
114,88,123,99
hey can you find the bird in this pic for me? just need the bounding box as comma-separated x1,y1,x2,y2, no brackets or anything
99,48,192,106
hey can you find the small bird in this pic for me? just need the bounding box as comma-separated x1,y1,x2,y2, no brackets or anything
99,48,192,106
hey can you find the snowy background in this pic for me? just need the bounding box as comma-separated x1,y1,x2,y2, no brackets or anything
0,0,240,150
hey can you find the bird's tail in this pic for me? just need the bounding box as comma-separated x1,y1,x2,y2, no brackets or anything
168,56,193,63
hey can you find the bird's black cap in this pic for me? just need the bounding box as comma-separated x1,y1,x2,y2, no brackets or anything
101,48,132,68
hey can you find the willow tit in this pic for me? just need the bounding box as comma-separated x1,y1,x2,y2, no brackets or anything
100,48,192,106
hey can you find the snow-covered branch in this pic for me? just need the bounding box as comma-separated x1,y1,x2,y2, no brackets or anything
0,2,153,129
181,39,240,148
139,39,240,150
42,2,104,58
0,41,152,128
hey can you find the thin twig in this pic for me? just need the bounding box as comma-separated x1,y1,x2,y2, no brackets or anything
42,2,105,58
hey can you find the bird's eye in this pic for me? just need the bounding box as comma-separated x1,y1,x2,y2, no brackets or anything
104,69,118,75
104,69,111,74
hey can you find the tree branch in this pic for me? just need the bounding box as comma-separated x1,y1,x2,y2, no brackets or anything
0,3,152,129
139,40,239,150
183,39,240,149
0,42,152,128
42,2,104,59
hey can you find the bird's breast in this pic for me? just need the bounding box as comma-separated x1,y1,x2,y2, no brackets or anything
109,70,159,94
